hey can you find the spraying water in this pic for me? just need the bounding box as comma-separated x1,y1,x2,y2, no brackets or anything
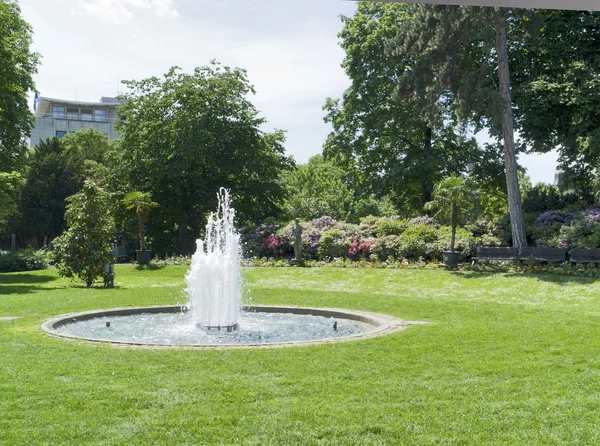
185,188,241,331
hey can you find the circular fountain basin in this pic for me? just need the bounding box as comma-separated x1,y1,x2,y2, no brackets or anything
42,305,414,348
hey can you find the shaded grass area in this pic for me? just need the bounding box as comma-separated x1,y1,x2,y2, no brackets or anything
2,266,600,444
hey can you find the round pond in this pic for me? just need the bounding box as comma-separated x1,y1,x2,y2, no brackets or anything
42,305,410,348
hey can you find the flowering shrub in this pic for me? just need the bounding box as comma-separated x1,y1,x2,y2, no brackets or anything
242,214,519,262
311,216,337,229
534,210,575,227
530,207,600,249
347,237,372,260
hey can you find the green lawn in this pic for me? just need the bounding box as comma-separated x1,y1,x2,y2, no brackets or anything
2,265,600,445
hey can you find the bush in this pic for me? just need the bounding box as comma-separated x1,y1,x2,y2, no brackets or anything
318,229,350,259
53,181,113,287
0,249,48,272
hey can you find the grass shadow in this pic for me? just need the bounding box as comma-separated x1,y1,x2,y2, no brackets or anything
134,263,166,271
0,285,63,295
0,272,59,285
450,269,600,285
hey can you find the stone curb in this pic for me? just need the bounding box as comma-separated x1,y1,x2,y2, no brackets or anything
41,305,427,349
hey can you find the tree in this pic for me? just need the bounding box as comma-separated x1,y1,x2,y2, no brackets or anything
387,5,536,247
53,180,113,287
121,191,157,251
425,174,477,252
115,63,294,254
281,155,354,221
509,10,600,186
0,0,40,171
323,3,501,218
18,138,81,245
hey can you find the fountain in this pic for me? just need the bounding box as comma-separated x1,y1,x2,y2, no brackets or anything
42,189,416,348
186,188,241,331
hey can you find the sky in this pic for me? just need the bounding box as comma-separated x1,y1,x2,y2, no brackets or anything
19,0,558,185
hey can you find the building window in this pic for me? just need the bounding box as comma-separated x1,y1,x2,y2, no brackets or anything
67,107,78,120
56,130,67,138
81,108,93,121
94,109,107,122
52,106,65,118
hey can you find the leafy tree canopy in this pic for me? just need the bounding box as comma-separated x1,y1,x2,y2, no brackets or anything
115,63,294,254
281,155,354,222
0,0,40,171
323,3,502,218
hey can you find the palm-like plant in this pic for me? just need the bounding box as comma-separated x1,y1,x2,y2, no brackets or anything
121,191,158,251
425,174,477,252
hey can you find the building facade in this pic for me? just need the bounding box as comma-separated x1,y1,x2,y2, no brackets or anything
29,96,121,147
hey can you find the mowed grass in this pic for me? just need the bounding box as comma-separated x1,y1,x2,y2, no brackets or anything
2,266,600,445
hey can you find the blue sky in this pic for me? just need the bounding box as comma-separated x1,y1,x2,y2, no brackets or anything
19,0,557,184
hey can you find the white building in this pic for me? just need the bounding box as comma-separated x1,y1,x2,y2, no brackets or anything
29,96,121,147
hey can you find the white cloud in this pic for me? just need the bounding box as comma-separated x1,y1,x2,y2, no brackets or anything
75,0,178,23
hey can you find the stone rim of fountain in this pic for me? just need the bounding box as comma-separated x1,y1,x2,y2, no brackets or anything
41,305,423,349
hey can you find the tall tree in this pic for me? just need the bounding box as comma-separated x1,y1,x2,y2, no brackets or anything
387,5,540,247
115,63,294,254
0,0,39,171
323,3,500,218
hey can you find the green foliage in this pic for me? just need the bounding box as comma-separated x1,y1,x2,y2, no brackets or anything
522,183,588,214
281,155,353,221
60,128,112,182
0,0,40,171
373,218,408,237
323,3,493,217
0,249,47,272
52,180,114,287
317,229,349,259
369,225,476,262
121,191,158,251
510,10,600,182
18,138,81,244
425,174,478,252
115,63,294,254
0,171,23,230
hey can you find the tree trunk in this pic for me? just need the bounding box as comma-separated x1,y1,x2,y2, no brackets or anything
494,9,527,249
138,210,146,251
423,127,433,203
451,201,457,252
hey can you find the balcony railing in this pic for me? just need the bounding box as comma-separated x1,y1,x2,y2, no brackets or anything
40,113,118,123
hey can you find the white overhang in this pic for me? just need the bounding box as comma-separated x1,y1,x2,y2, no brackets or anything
35,96,119,117
362,0,600,11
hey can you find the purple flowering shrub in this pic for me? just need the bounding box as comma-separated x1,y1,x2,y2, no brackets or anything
534,210,575,227
241,222,291,258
